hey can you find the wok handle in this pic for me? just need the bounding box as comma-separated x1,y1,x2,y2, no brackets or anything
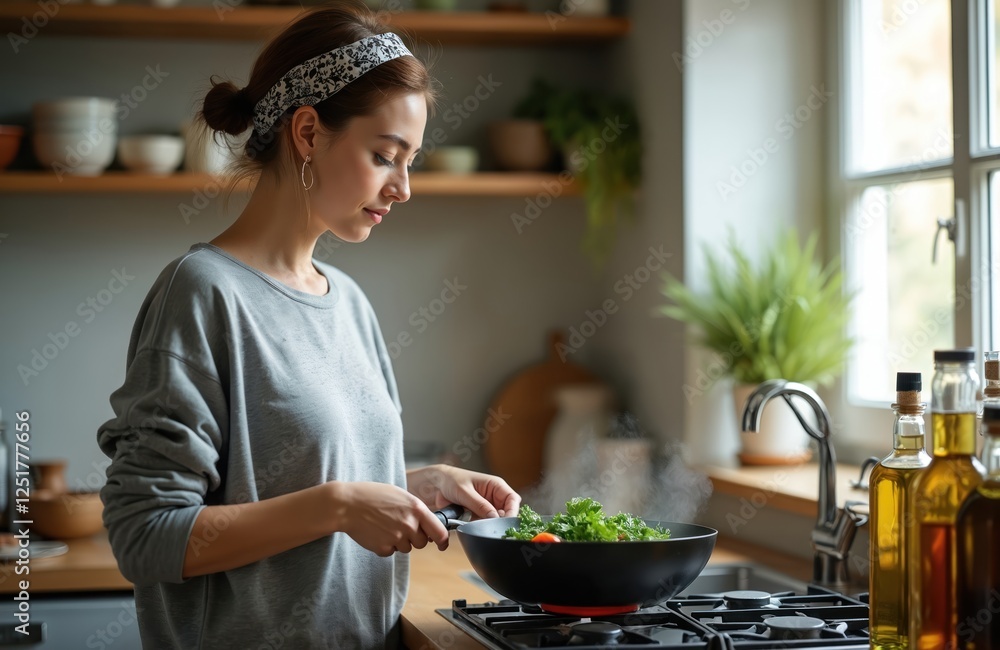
434,503,467,530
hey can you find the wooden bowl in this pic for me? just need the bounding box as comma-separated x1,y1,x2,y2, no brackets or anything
0,125,24,171
32,490,104,540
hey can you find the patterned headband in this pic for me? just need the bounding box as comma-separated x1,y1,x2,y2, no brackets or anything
252,32,413,135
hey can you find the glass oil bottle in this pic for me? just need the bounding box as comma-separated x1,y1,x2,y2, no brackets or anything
869,372,931,649
979,351,1000,456
956,404,1000,648
981,352,1000,409
910,349,986,649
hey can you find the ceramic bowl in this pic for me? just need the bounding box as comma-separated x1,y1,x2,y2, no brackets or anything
33,129,117,176
423,146,479,174
32,490,104,540
0,126,24,171
572,0,609,15
181,119,234,174
32,97,117,123
33,116,118,135
118,135,184,174
488,120,554,171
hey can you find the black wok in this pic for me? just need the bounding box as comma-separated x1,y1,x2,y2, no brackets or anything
435,506,717,614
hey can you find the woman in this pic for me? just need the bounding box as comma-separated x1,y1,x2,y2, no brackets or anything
96,4,519,648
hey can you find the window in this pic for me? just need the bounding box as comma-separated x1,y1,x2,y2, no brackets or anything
838,0,997,410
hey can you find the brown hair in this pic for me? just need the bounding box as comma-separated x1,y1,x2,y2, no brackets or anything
195,1,437,204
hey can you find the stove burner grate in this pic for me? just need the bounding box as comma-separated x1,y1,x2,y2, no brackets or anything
438,588,871,649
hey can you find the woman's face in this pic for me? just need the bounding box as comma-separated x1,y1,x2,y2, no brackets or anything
310,92,427,243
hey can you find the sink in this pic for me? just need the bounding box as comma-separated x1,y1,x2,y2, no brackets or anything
675,563,808,595
460,563,808,602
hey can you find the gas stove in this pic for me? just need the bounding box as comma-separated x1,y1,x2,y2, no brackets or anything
436,586,870,649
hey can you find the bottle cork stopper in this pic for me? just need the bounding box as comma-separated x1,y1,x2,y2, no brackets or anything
895,390,922,415
987,359,1000,381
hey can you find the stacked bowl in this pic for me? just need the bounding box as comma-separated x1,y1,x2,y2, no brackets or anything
118,135,184,175
32,97,118,176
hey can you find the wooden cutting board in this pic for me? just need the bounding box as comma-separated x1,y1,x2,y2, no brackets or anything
482,330,600,493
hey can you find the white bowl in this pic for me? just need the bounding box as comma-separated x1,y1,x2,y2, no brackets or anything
117,135,184,174
33,130,116,176
33,97,117,123
34,117,119,135
423,146,479,174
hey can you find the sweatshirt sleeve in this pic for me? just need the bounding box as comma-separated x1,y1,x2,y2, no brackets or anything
97,348,228,585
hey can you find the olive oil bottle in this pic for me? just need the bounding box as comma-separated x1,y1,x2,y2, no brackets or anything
956,404,1000,648
910,349,986,649
978,352,1000,456
869,372,931,649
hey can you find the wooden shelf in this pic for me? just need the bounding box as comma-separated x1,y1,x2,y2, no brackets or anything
0,5,629,43
0,170,580,196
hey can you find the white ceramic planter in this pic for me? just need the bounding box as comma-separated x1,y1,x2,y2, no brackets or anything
732,383,812,465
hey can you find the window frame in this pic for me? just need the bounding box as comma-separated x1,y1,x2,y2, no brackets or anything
830,0,998,451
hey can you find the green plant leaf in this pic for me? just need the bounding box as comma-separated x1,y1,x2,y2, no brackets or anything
513,78,643,268
656,229,855,386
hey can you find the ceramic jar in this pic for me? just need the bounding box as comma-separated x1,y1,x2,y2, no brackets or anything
543,384,616,505
32,460,68,493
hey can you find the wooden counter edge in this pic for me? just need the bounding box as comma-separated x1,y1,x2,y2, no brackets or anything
701,462,869,518
0,532,132,595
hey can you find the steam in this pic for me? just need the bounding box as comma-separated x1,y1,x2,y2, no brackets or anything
521,413,713,522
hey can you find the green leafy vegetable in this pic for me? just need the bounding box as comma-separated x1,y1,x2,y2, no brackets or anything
503,497,670,542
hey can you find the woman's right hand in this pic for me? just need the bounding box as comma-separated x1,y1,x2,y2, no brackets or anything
329,481,450,557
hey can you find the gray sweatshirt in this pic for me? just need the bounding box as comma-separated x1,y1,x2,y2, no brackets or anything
97,243,409,649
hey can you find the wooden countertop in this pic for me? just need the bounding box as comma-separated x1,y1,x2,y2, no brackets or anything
703,462,869,518
0,532,131,594
401,533,813,649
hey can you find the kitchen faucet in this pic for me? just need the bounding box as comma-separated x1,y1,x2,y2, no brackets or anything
740,379,867,590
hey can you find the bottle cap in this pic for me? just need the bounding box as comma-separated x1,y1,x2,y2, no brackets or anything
934,348,976,363
896,372,921,392
984,404,1000,422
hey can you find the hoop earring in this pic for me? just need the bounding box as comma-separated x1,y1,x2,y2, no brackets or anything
301,155,315,191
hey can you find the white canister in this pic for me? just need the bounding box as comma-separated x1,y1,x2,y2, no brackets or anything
594,437,652,515
542,384,616,507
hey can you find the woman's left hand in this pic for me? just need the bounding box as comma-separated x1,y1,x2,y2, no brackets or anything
407,464,520,519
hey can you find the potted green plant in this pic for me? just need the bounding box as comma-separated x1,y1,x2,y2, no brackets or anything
657,230,855,464
507,78,643,267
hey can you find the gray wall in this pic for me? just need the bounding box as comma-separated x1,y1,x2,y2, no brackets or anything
680,0,830,557
682,0,828,464
587,0,687,444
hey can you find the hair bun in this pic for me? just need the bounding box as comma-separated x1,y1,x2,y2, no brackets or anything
200,76,254,136
234,88,255,119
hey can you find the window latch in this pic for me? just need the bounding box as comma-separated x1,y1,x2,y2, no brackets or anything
932,216,956,265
